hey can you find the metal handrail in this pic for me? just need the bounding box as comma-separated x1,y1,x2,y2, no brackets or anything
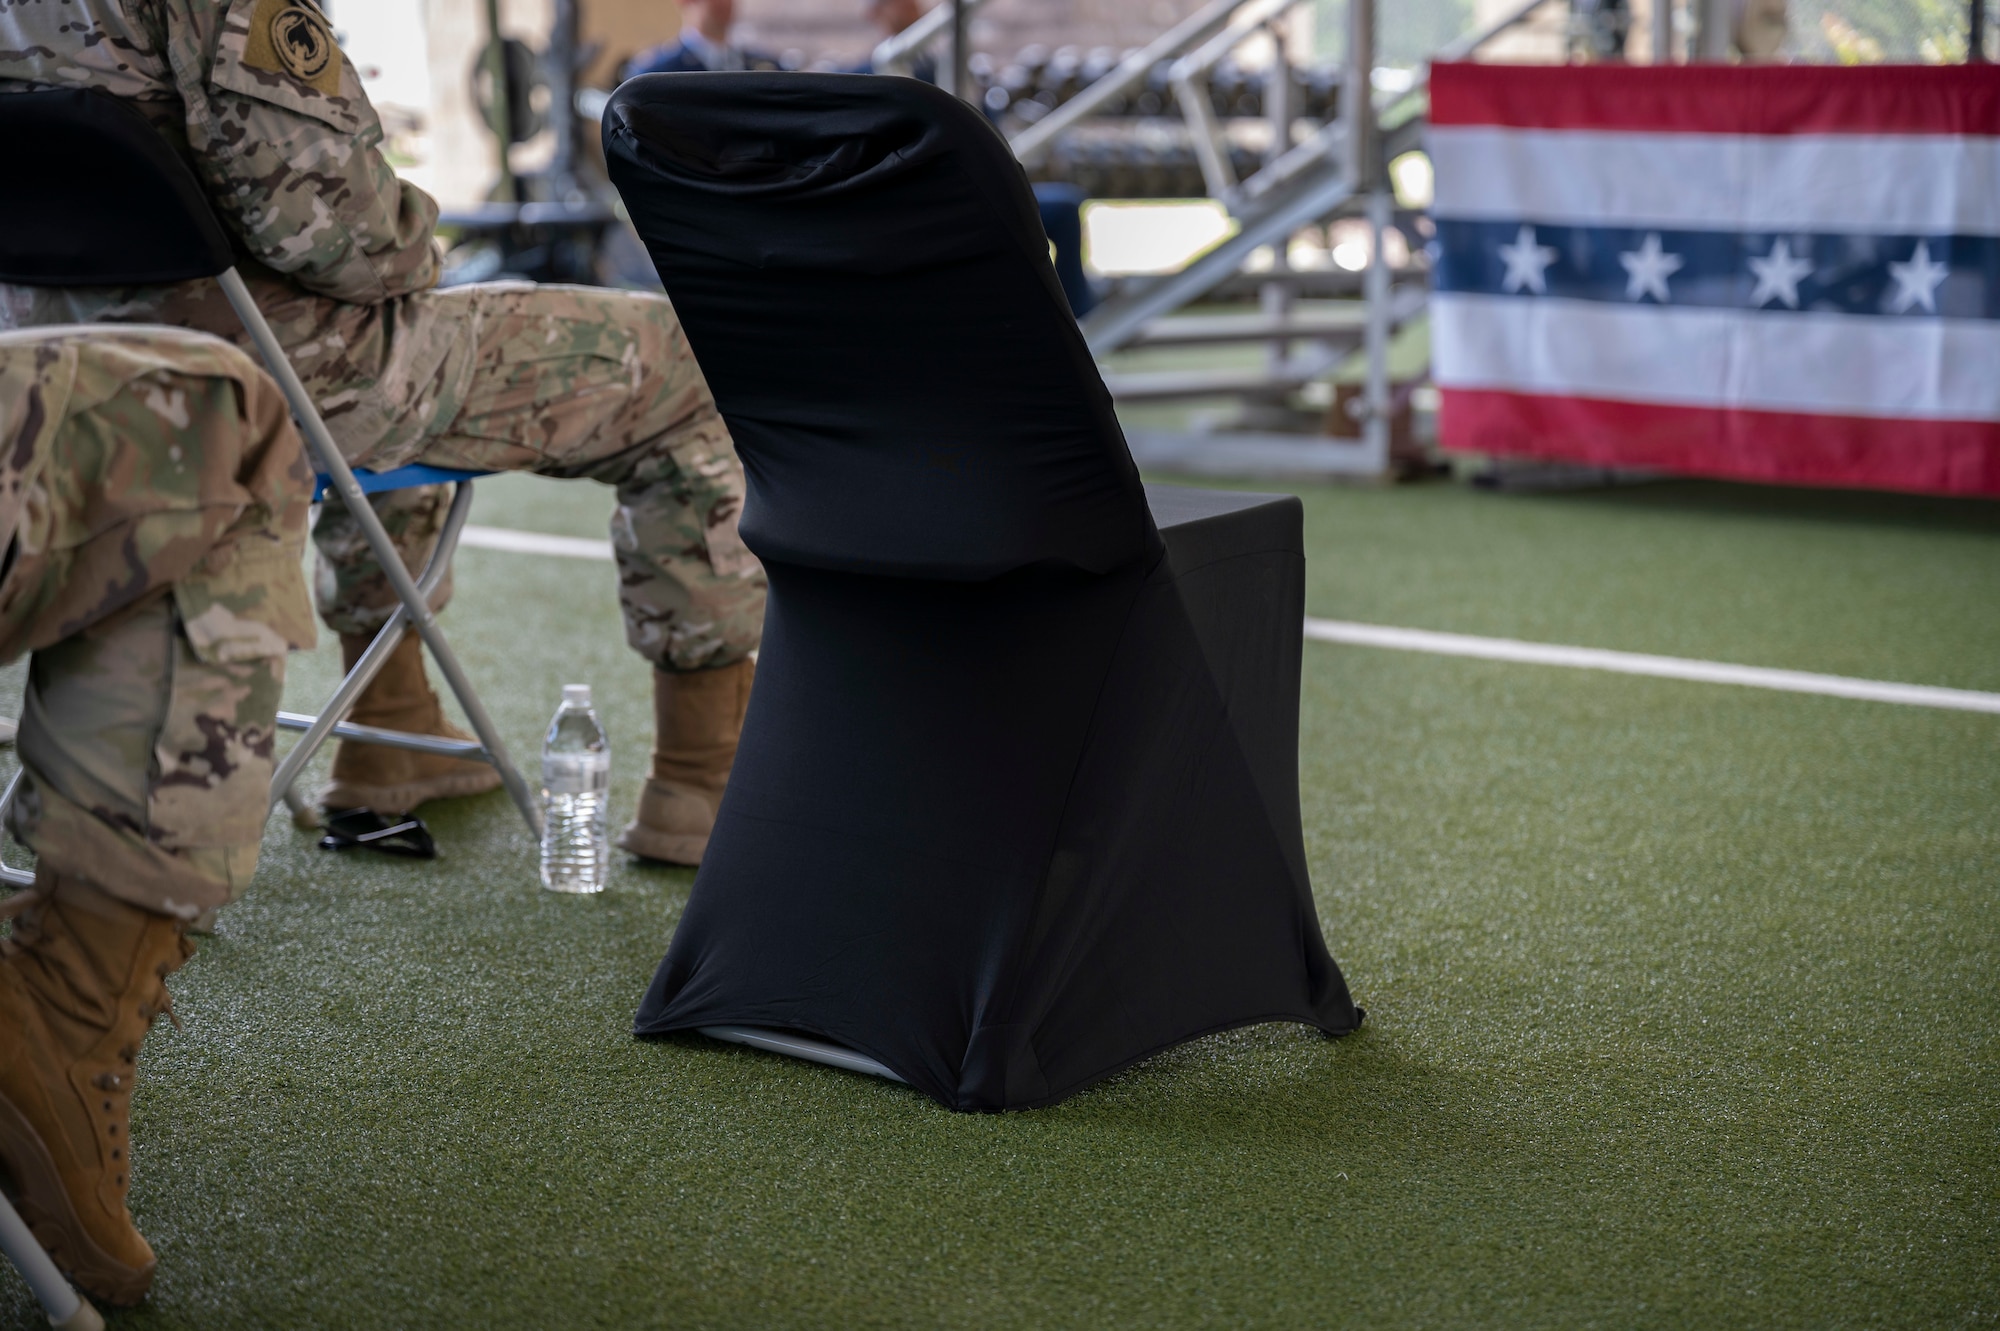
1015,0,1551,192
1170,0,1301,80
1010,0,1274,167
871,0,989,76
1234,115,1344,207
1168,0,1308,197
1433,0,1554,63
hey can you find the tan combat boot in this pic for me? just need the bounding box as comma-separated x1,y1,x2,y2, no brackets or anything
0,872,193,1307
319,631,502,814
617,658,755,867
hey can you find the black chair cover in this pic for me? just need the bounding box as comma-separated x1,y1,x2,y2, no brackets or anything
605,73,1360,1111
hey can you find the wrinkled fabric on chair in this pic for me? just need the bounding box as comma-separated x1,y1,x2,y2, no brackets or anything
607,73,1361,1111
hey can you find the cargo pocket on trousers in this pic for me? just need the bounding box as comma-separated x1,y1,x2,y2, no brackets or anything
173,538,317,665
152,539,313,849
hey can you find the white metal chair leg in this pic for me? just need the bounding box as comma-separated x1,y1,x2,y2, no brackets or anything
268,480,471,807
0,768,29,889
698,1027,906,1083
280,782,318,830
0,1189,103,1330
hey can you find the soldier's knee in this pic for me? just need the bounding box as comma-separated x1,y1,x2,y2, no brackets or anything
230,366,316,541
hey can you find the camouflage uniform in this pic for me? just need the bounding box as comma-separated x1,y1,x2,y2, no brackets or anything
0,0,765,669
0,327,316,920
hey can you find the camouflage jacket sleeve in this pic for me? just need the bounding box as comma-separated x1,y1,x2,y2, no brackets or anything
170,0,440,305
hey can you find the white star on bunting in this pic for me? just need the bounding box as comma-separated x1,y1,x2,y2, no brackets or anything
1886,240,1949,314
1618,232,1684,303
1747,238,1813,309
1498,225,1560,295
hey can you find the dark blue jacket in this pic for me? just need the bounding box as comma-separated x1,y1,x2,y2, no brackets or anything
842,55,938,84
623,38,783,80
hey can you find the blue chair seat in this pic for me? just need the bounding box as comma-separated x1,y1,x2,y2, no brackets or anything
313,465,491,502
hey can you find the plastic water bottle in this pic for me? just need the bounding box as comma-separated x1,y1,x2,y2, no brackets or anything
540,684,610,894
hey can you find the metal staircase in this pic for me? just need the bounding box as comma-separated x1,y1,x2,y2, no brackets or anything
928,0,1553,476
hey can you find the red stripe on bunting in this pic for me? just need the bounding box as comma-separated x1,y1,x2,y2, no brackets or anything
1439,389,2000,497
1428,62,2000,137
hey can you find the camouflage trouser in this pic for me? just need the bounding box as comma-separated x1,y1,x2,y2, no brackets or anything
312,282,764,669
15,274,767,669
0,328,316,920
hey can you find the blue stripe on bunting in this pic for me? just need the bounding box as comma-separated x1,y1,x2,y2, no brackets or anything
1432,219,2000,320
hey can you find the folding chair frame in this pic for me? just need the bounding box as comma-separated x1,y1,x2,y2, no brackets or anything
266,469,484,819
0,1186,103,1328
214,270,543,837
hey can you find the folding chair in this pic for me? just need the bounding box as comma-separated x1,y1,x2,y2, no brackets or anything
0,89,543,876
264,462,530,833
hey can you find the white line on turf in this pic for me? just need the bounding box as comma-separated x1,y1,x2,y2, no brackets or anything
1304,619,2000,715
455,525,2000,716
461,525,616,560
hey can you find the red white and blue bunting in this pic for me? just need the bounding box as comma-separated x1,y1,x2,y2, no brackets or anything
1429,62,2000,495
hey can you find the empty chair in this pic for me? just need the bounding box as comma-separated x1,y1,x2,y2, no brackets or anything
605,73,1360,1111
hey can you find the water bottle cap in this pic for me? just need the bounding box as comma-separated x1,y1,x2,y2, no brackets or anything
562,683,592,706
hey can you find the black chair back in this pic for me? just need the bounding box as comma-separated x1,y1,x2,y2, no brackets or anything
603,73,1159,582
0,88,234,286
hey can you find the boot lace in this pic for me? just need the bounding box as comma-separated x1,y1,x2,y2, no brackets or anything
143,968,184,1033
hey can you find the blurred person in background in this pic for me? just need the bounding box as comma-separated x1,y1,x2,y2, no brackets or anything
1734,0,1789,57
867,0,931,43
624,0,784,78
0,0,766,870
860,0,938,81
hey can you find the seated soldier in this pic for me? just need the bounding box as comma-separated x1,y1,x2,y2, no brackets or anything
624,0,784,78
0,326,315,1307
0,0,765,867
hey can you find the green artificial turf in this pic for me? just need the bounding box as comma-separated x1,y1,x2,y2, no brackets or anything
1,472,1995,1328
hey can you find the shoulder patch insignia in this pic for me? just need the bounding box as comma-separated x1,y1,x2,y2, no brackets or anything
242,0,345,97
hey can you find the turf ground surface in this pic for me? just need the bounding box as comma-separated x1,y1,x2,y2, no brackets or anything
2,473,1995,1329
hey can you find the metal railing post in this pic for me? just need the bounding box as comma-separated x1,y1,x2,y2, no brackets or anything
547,0,580,182
480,0,516,201
1347,0,1391,475
948,0,969,99
1362,189,1393,475
1342,0,1374,196
1262,17,1295,378
1693,0,1731,57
